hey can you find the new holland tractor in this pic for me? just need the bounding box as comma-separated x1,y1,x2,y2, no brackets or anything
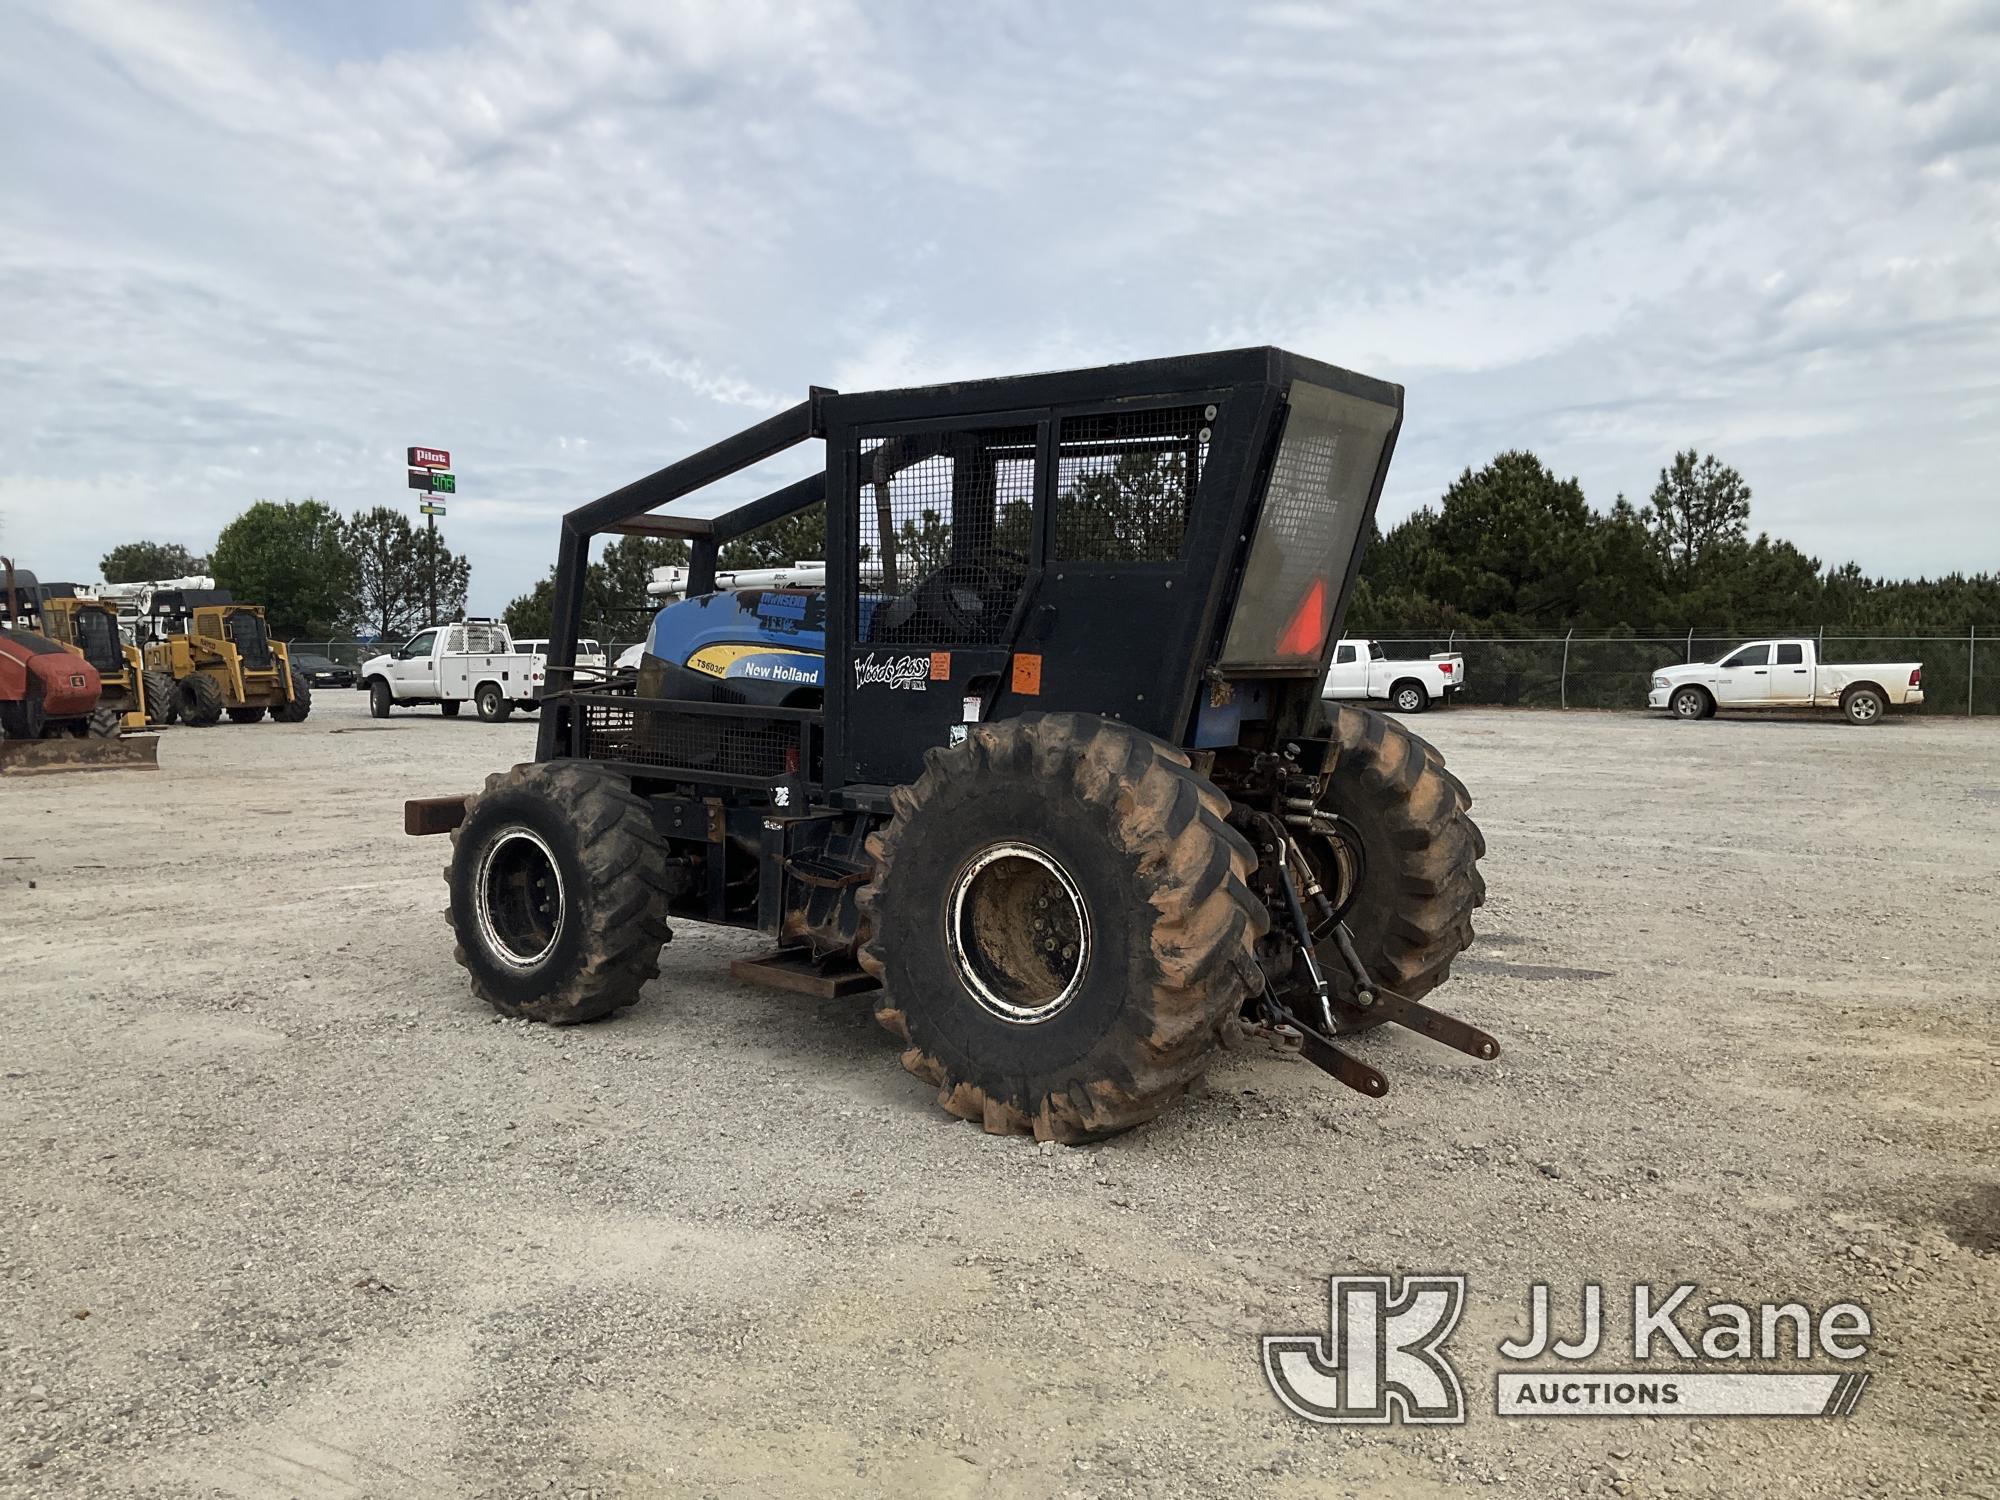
143,590,312,726
407,348,1492,1141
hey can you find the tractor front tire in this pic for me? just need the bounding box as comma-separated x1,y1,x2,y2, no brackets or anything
142,670,177,726
273,668,312,722
446,762,675,1023
858,712,1268,1143
86,707,122,739
176,673,224,727
1313,704,1485,1033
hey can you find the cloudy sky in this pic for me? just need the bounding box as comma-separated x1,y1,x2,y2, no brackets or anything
3,0,1995,616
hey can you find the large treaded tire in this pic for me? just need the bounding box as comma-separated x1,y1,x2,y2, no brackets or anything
1318,704,1485,1033
857,712,1268,1143
176,673,224,727
273,667,312,722
142,670,177,726
446,761,674,1023
86,706,122,739
227,706,267,723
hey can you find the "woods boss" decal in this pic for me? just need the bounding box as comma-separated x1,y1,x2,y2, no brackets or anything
854,652,931,691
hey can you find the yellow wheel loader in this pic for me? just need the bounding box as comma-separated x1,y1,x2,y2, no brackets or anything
142,589,311,726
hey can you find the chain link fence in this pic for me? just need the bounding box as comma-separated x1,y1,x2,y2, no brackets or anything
287,641,377,671
1370,630,1997,715
290,631,1997,715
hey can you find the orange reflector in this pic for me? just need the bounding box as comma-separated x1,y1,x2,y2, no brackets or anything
1277,579,1330,657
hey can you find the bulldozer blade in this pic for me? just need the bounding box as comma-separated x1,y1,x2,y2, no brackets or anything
1296,1028,1389,1098
0,734,160,776
1353,986,1500,1063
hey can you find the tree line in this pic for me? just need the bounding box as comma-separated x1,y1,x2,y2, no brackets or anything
98,501,471,641
1344,450,1999,710
97,450,1994,673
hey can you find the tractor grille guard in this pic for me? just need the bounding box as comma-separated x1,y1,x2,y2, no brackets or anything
563,690,820,789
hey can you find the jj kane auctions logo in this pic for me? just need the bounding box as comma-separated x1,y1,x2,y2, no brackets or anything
1264,1276,1873,1424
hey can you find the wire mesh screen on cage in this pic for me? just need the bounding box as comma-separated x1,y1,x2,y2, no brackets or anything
1052,405,1208,562
1219,382,1397,669
855,424,1037,646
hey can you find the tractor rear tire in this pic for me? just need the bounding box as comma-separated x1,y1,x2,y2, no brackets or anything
176,673,224,727
857,712,1268,1143
446,761,676,1023
86,707,122,739
273,667,312,722
228,706,267,723
142,670,177,726
1314,704,1485,1033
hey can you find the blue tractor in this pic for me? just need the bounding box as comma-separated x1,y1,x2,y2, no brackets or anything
408,349,1492,1142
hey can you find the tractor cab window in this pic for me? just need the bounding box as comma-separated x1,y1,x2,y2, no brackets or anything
223,611,273,668
401,630,438,659
1052,405,1207,562
855,423,1037,647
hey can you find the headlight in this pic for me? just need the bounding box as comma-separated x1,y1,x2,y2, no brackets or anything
1651,676,1668,689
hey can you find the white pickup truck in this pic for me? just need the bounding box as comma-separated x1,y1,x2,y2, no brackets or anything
360,619,538,722
1322,638,1465,714
1649,638,1923,725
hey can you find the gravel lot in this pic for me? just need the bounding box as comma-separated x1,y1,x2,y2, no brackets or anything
4,695,1997,1498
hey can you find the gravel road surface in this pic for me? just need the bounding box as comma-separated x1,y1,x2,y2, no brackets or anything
4,697,1996,1498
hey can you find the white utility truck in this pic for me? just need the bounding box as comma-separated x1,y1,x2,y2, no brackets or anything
1649,638,1923,725
359,619,537,722
512,638,611,695
1321,638,1466,713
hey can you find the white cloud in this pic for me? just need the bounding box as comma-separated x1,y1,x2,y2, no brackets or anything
0,0,1996,613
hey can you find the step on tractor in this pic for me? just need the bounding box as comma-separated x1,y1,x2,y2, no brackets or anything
143,590,312,726
407,348,1493,1141
1,561,158,774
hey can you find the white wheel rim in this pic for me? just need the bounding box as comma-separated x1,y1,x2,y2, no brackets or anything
474,827,567,969
945,842,1092,1024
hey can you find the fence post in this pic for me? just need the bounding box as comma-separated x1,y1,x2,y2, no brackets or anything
1560,628,1573,709
1685,627,1693,662
1971,626,1977,718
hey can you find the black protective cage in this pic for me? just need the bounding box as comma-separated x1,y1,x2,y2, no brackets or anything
535,347,1402,799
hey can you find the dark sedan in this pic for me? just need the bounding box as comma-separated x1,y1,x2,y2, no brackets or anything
292,652,356,689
